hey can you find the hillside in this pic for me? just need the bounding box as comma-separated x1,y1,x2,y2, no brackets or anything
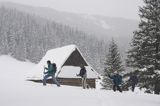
0,2,139,54
0,55,160,106
0,7,107,73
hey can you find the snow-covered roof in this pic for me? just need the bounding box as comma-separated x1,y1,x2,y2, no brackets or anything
29,45,99,79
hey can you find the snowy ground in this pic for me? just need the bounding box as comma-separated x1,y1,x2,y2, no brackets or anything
0,55,160,106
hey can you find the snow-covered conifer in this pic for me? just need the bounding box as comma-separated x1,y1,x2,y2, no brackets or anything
127,0,160,94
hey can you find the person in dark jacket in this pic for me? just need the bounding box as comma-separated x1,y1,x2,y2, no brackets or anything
128,73,138,92
108,72,122,92
43,60,60,86
77,66,87,89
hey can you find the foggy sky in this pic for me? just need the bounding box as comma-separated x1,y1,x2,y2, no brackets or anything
0,0,144,20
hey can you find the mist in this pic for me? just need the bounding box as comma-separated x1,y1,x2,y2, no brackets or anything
0,0,143,20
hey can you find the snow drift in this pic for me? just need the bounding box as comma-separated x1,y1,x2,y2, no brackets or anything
0,55,160,106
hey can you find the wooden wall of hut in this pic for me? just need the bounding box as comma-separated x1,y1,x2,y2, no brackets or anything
29,78,96,88
57,78,96,88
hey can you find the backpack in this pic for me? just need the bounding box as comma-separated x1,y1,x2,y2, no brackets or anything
79,68,86,77
52,63,57,73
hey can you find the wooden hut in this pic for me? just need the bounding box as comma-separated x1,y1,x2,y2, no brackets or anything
29,45,99,88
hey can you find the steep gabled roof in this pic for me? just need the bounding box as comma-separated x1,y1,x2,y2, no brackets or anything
29,45,99,79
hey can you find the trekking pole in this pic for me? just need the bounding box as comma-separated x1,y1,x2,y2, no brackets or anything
43,65,45,78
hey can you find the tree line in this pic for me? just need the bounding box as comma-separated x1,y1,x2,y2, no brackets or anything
0,7,107,72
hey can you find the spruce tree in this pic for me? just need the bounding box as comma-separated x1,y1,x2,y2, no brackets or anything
127,0,160,94
102,38,124,89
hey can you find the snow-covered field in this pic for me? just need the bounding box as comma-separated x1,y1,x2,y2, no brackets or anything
0,55,160,106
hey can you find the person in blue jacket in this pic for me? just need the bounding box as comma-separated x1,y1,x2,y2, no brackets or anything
43,60,60,87
108,72,122,92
